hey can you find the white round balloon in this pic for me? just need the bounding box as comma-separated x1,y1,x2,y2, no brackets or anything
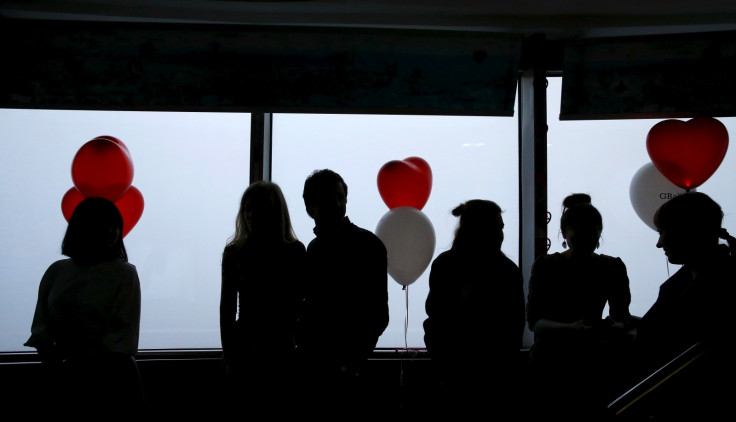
630,162,694,231
375,206,436,286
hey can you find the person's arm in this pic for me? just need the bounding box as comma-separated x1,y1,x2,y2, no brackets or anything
526,257,593,334
525,258,548,332
531,318,595,334
348,233,389,369
24,263,59,364
373,238,389,338
285,241,307,349
219,250,239,369
516,267,526,347
104,264,141,355
423,254,455,357
607,257,633,324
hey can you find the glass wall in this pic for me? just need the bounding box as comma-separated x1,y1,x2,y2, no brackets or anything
272,113,519,349
0,109,251,351
8,78,733,353
547,76,736,318
1,109,518,352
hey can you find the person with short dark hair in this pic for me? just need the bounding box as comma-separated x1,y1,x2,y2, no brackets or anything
611,191,736,419
296,169,389,417
25,197,143,415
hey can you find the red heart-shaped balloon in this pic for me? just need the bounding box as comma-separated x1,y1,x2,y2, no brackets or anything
377,157,432,210
60,185,144,238
71,138,134,202
646,117,729,190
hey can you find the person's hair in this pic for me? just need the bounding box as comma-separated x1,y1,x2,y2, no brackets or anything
451,199,504,251
560,193,603,233
61,197,128,266
654,191,731,251
302,169,348,211
227,180,297,248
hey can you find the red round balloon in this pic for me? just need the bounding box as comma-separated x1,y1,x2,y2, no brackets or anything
377,157,432,210
646,117,729,190
71,138,134,202
61,186,85,222
60,185,143,238
94,135,130,156
116,185,144,238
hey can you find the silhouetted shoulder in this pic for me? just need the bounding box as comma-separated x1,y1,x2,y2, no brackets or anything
531,252,564,269
431,249,453,264
594,254,628,274
498,252,522,270
47,258,137,277
46,258,73,273
289,240,307,253
597,253,625,264
350,223,387,252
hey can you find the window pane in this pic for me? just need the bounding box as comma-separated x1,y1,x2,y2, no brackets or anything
548,77,736,318
0,109,250,352
272,113,519,349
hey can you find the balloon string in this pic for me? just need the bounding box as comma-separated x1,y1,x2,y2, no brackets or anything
404,285,409,351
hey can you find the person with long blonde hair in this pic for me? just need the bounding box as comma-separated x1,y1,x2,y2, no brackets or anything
220,180,306,415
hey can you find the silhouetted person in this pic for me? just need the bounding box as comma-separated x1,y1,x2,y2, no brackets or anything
25,197,143,417
220,181,306,416
423,199,525,418
295,169,389,418
525,193,631,421
610,191,736,419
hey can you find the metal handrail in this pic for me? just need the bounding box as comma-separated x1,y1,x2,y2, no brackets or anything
607,341,709,417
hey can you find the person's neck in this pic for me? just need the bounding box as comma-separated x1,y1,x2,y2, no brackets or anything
562,249,596,259
686,243,723,280
315,216,348,235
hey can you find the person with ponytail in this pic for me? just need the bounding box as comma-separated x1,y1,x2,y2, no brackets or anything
525,193,632,421
612,191,736,418
423,199,524,417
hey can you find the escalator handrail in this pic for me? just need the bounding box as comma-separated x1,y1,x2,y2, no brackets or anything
607,341,710,416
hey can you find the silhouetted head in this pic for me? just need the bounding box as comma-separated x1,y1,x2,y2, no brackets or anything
303,169,348,228
654,191,724,265
62,197,127,266
451,199,505,253
229,181,297,247
560,193,603,255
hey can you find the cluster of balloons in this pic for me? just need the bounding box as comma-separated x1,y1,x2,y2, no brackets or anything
375,157,436,287
61,136,144,238
630,117,728,230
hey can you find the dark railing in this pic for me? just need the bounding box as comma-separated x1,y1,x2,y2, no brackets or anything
606,341,716,419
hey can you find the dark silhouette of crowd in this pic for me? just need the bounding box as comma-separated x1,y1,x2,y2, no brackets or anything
26,170,734,420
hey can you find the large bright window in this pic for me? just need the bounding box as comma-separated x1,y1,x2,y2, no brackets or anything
0,109,250,352
272,113,519,349
1,109,519,353
7,81,732,354
547,77,736,318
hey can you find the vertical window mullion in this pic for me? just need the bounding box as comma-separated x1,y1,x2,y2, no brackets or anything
250,112,273,183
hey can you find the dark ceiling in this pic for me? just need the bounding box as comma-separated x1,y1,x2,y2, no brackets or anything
2,0,736,39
